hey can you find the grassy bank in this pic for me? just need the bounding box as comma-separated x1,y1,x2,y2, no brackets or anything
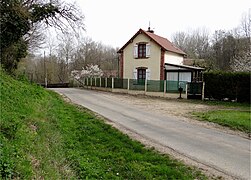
0,71,206,179
193,109,250,133
193,101,250,133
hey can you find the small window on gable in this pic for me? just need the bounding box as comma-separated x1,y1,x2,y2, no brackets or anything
138,44,146,58
134,43,150,58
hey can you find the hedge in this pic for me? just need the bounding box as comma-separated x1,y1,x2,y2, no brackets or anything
204,72,250,103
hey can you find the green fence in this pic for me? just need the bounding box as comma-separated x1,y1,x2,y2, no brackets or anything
166,81,186,92
101,78,105,87
107,78,112,88
80,78,190,93
96,78,100,87
187,82,203,94
129,79,145,91
147,80,164,92
114,78,128,89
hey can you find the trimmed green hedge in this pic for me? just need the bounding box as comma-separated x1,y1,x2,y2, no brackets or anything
204,72,250,103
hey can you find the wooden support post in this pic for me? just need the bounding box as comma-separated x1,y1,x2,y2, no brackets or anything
186,83,188,99
164,80,166,97
145,79,147,93
202,82,205,100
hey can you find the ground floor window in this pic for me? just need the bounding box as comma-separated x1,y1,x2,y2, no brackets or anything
138,69,146,80
137,69,146,85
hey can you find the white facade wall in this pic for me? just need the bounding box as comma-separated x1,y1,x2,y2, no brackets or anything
164,51,183,65
123,34,161,80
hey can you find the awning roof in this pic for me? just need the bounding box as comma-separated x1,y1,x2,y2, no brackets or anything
165,63,204,71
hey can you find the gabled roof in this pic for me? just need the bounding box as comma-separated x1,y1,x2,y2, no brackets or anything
117,28,186,56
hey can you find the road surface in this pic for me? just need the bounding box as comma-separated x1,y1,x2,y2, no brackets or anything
51,88,250,180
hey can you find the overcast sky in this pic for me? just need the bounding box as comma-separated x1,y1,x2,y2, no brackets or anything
72,0,250,48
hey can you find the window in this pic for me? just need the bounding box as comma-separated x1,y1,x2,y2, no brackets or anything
134,43,150,58
138,44,146,58
133,68,150,85
138,69,146,81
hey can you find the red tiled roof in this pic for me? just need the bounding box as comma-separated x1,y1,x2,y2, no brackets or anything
117,29,186,56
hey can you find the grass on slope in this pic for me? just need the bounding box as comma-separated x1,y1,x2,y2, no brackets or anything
0,71,206,179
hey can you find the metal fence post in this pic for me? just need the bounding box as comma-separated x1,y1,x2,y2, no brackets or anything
127,78,130,91
100,77,102,87
105,78,107,88
95,77,97,87
112,77,114,89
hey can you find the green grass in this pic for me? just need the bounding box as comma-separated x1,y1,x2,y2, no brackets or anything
202,100,250,109
187,98,250,133
0,70,206,179
193,110,250,133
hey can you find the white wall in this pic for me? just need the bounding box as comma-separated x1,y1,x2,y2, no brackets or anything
165,51,183,65
123,33,161,80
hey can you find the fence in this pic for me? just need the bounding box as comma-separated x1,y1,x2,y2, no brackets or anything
187,82,204,100
75,77,196,93
73,77,205,99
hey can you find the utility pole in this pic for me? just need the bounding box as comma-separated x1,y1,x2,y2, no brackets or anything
44,51,47,88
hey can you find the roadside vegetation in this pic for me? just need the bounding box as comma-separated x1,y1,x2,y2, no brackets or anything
0,71,206,179
193,101,250,133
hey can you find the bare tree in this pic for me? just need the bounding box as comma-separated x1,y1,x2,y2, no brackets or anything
171,28,211,59
240,9,251,39
23,24,46,52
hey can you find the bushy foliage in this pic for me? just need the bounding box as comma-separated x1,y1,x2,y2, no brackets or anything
71,64,103,79
231,52,251,72
0,0,84,73
204,72,250,103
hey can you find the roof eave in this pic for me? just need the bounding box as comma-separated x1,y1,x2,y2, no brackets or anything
165,63,205,71
166,50,187,56
117,29,187,56
117,29,144,53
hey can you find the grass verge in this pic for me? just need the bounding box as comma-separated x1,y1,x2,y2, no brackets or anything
193,109,250,133
0,71,206,179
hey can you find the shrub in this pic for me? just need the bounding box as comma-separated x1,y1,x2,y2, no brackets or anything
204,72,250,103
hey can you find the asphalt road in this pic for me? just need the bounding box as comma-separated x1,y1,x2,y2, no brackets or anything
52,88,250,180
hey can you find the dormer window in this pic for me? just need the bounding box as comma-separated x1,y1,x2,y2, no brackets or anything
134,43,150,59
